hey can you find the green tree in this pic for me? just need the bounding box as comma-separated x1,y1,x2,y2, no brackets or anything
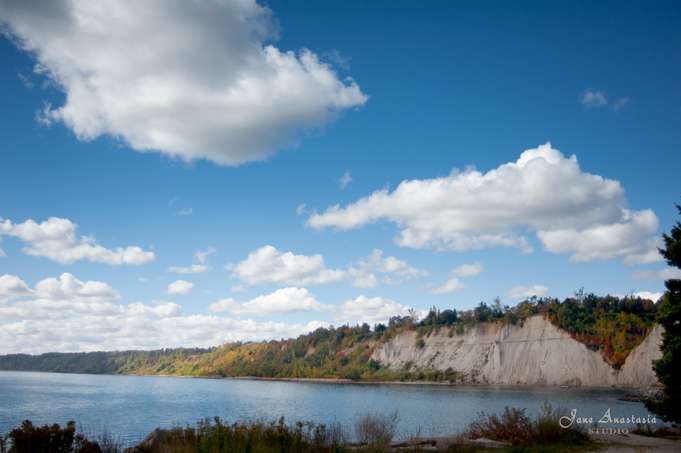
646,202,681,424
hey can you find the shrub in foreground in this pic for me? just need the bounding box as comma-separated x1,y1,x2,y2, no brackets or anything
465,404,587,446
162,416,349,453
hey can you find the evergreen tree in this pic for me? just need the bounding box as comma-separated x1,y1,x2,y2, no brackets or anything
646,202,681,424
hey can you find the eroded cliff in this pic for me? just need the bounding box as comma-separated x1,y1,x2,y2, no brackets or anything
371,315,663,387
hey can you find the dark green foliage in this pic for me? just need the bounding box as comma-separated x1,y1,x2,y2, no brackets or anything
547,293,658,367
163,416,348,453
6,420,81,453
646,202,681,425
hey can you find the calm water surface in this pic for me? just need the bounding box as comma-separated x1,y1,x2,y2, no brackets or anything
0,371,655,446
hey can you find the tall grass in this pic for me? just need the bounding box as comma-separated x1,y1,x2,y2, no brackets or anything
161,416,349,453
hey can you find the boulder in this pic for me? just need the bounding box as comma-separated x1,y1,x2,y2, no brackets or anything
123,428,167,453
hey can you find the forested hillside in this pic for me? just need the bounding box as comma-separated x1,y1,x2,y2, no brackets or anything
0,293,660,381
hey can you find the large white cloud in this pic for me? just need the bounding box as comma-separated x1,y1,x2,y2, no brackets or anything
0,0,368,166
0,217,155,265
228,246,426,289
0,273,179,320
0,315,327,354
207,287,331,316
307,143,660,263
0,273,119,303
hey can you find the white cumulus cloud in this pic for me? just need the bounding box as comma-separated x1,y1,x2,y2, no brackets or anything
168,247,216,274
0,0,368,166
504,285,549,299
450,261,484,277
426,278,466,294
230,245,347,286
339,171,353,189
0,273,119,303
0,217,155,265
166,280,194,295
207,287,331,316
0,273,176,321
579,89,630,111
355,249,427,279
307,143,659,264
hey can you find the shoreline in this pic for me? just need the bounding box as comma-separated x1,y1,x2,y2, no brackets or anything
0,369,655,391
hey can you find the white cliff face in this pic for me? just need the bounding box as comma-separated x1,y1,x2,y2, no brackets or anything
371,316,663,388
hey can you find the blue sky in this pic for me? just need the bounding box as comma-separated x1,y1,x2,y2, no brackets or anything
0,0,679,353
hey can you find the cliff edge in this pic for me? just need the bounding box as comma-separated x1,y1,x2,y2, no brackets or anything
371,315,663,387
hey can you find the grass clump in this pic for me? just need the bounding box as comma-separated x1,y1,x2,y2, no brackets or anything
353,411,398,450
465,403,588,447
0,420,95,453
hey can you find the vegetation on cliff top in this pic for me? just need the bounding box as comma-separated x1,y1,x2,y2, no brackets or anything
0,292,660,382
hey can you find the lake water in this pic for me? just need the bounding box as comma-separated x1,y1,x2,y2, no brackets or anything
0,371,658,447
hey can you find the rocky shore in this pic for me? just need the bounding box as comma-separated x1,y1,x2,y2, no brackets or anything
618,387,665,402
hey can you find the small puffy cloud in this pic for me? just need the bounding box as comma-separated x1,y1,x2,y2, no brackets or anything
127,301,182,318
207,287,331,316
230,245,347,286
450,261,484,277
426,278,466,294
168,247,216,274
166,280,194,295
307,143,658,264
339,171,352,189
631,268,681,281
579,90,608,108
296,204,307,216
176,208,193,216
138,277,148,282
579,89,630,111
0,246,5,257
355,249,427,279
0,217,155,265
0,0,367,166
505,285,549,299
231,285,247,293
331,296,417,325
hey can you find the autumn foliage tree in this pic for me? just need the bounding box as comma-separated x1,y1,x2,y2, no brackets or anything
646,202,681,424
